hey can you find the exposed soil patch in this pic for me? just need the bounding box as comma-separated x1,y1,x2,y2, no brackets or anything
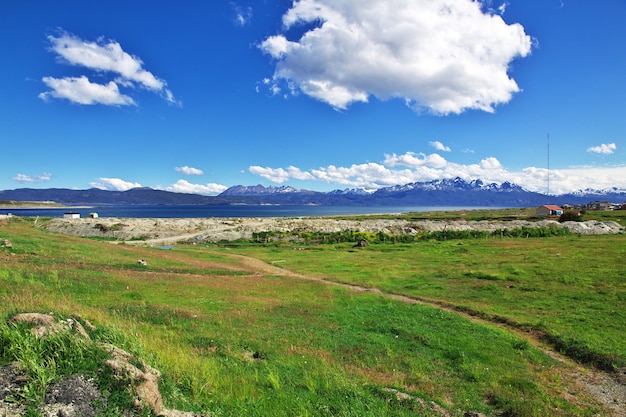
42,374,104,417
0,362,28,417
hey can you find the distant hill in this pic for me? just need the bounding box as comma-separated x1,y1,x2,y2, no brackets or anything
2,178,625,207
1,187,215,205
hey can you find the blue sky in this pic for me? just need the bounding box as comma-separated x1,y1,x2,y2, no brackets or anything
1,0,625,195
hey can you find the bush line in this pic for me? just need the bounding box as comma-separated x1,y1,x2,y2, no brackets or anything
251,225,571,244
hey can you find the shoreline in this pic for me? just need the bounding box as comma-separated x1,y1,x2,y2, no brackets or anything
0,205,94,210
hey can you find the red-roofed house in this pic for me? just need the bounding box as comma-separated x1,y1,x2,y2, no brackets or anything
535,205,564,217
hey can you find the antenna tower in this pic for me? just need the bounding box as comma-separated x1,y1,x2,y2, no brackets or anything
547,133,550,199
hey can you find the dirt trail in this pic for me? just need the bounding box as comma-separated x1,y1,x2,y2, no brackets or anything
118,232,205,246
226,252,626,417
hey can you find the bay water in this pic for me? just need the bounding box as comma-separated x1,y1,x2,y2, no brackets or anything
0,204,504,219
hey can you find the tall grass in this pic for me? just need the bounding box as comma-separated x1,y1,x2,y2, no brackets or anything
0,314,142,415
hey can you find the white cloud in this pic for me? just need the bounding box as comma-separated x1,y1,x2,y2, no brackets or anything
90,177,142,191
249,166,315,183
310,163,416,188
49,31,162,89
12,173,52,183
429,141,451,152
549,166,626,193
248,152,626,194
233,4,253,26
261,36,296,59
260,0,533,114
39,76,136,106
41,30,179,106
175,166,204,176
163,180,228,195
384,152,448,169
587,143,617,155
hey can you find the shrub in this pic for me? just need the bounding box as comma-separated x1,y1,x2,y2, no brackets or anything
559,211,582,222
94,223,125,233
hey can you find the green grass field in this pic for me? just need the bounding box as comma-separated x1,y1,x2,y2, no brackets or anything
1,213,624,416
227,233,626,371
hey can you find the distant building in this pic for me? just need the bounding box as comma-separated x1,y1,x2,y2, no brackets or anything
63,212,80,219
586,201,612,211
89,212,99,218
536,205,563,217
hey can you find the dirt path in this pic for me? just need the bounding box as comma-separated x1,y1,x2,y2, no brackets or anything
226,252,626,417
119,232,206,246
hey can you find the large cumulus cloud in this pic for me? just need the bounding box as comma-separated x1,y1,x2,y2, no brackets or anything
260,0,533,114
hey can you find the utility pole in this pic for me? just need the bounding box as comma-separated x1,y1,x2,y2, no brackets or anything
547,133,550,200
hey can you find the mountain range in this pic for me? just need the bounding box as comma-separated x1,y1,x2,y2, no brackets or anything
1,178,625,207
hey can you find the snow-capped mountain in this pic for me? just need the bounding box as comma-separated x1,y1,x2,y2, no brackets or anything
220,184,305,196
371,178,525,194
564,187,626,197
328,188,375,196
217,178,623,207
1,178,624,207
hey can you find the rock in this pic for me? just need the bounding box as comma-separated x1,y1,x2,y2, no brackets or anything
68,319,91,340
72,313,96,331
9,313,91,340
380,388,452,416
10,313,62,338
10,312,56,326
381,387,412,402
103,344,164,415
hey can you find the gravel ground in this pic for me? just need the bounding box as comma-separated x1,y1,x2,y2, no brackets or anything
44,217,624,245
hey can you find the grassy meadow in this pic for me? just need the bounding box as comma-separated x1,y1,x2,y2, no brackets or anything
1,212,624,416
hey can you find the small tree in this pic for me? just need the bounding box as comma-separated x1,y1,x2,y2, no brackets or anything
559,210,582,223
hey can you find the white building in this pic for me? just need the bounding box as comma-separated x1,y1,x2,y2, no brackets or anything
535,205,563,217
